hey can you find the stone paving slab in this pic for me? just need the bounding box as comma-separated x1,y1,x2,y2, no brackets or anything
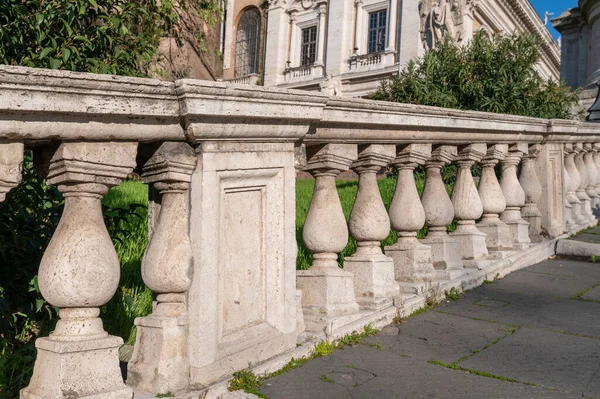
361,311,512,365
261,345,581,398
569,232,600,244
582,286,600,301
437,285,600,338
259,259,600,398
459,327,600,397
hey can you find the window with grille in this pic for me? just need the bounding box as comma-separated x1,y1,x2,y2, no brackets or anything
235,8,261,77
367,9,387,54
300,26,317,67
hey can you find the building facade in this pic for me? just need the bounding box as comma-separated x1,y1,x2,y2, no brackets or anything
221,0,560,97
552,0,600,111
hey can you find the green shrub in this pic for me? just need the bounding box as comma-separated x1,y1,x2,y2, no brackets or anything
372,33,579,120
0,0,220,76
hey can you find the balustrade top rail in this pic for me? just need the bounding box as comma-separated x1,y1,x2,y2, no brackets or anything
1,65,600,144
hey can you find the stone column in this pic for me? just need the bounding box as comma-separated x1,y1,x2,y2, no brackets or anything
500,143,530,250
316,3,327,65
297,144,360,329
565,144,586,228
449,143,488,260
519,144,543,243
385,144,436,283
476,144,513,251
354,0,364,53
575,143,595,225
264,0,291,86
22,142,136,399
420,145,463,270
0,143,24,201
345,145,399,311
289,11,299,66
563,163,576,233
594,143,600,205
584,143,599,211
128,143,196,395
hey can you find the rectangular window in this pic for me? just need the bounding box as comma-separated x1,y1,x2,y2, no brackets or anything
300,26,318,67
368,9,387,54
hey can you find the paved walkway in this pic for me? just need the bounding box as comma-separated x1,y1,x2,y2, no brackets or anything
261,257,600,398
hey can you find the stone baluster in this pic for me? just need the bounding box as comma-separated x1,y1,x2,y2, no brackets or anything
22,142,137,399
297,144,359,331
385,144,436,284
500,143,530,250
519,144,543,243
593,143,600,204
575,143,595,225
345,145,399,310
420,145,464,271
449,143,488,260
565,144,585,228
563,162,576,233
128,143,196,394
476,144,513,251
584,143,599,212
0,143,24,201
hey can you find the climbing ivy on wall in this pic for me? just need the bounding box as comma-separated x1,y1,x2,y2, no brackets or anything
0,0,221,76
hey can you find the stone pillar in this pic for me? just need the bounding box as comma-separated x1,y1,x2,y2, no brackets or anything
519,144,543,243
354,0,364,53
386,0,398,52
420,145,463,270
594,143,600,205
575,143,595,225
563,163,576,233
127,143,196,395
264,0,290,86
584,143,599,210
500,143,530,250
385,144,436,283
345,145,399,311
297,144,360,329
534,143,566,238
316,3,327,65
476,144,513,251
22,142,136,399
449,143,488,260
0,143,24,201
565,144,586,228
289,11,299,66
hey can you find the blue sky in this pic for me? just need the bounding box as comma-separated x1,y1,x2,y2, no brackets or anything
530,0,578,39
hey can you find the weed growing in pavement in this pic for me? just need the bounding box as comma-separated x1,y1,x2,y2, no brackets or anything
319,375,334,383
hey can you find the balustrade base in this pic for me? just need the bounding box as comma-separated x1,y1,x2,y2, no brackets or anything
21,336,132,399
127,314,189,395
522,214,543,242
297,267,360,319
344,255,399,311
448,226,488,261
385,241,436,283
420,235,464,270
302,306,397,338
476,219,513,251
504,220,531,250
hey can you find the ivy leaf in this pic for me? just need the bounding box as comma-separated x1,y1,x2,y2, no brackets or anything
39,47,53,59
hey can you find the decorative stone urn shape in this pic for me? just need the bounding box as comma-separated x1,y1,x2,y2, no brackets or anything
476,144,513,251
449,143,488,260
584,143,599,210
385,144,437,283
519,144,543,243
345,144,399,311
500,143,530,250
564,143,586,227
420,145,464,271
0,143,24,201
297,144,360,332
574,143,595,225
127,142,197,395
22,142,137,399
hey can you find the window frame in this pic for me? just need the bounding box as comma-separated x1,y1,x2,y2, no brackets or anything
300,25,318,67
234,8,261,78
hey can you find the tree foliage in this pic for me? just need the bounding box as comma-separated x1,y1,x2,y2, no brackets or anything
0,0,221,76
372,33,579,119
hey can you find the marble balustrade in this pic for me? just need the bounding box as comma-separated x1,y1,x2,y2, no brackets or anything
1,65,599,398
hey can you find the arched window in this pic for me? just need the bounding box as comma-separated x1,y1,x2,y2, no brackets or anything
235,8,261,77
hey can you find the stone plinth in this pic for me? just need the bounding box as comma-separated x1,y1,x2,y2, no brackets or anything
188,142,298,386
